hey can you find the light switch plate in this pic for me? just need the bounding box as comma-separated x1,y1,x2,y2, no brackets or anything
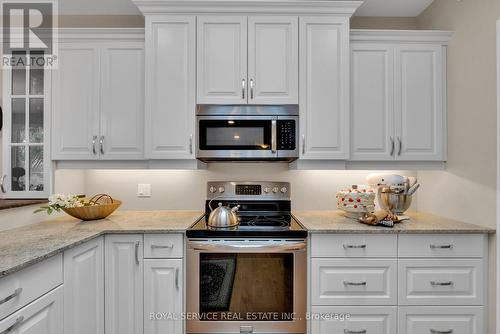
137,184,151,197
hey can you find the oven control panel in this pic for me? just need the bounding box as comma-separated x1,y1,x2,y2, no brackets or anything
207,181,290,200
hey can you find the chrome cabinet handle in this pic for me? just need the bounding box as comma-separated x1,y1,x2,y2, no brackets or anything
175,268,179,290
99,136,105,155
135,241,140,265
189,134,193,155
242,78,246,99
397,137,402,156
1,316,24,334
302,135,305,155
430,330,453,334
344,330,367,334
271,120,277,154
343,244,367,249
0,175,6,193
92,136,98,155
0,288,22,305
250,79,254,99
430,281,453,286
390,137,395,156
430,244,453,249
151,244,174,249
343,280,367,286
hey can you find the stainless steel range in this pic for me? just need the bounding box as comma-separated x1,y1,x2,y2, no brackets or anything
186,181,307,334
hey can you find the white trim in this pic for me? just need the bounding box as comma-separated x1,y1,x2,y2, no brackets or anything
496,19,500,334
289,160,446,170
55,160,207,170
351,29,454,44
57,28,145,42
133,0,362,15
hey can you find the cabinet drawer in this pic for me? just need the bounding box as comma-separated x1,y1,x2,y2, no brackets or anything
0,285,63,334
398,234,485,258
399,306,483,334
310,306,397,334
0,254,63,320
399,259,484,306
144,234,183,258
311,234,397,257
311,259,397,305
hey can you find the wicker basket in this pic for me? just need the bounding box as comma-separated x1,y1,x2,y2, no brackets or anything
62,194,122,221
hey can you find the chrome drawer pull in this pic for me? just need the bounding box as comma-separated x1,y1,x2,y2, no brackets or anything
344,330,367,334
151,244,174,249
430,329,453,334
0,288,22,305
343,244,367,249
430,244,453,249
135,241,140,265
1,316,24,334
343,280,367,286
430,281,453,286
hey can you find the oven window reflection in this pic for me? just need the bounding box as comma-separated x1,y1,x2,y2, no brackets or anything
206,127,265,147
199,253,293,321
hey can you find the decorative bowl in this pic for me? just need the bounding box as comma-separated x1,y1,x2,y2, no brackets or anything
63,195,122,221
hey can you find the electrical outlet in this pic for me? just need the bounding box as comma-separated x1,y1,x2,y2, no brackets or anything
137,184,151,198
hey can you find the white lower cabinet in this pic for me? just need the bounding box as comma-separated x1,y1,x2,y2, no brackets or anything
63,237,104,334
105,234,144,334
398,307,484,334
144,259,183,334
310,306,397,334
0,286,63,334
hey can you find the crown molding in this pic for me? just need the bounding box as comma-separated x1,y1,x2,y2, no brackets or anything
133,0,363,16
57,28,145,42
350,29,454,44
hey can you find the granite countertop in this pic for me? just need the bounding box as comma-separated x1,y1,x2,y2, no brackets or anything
0,211,203,278
293,210,496,234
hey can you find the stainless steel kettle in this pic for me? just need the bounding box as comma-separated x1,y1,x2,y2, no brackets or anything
207,202,240,228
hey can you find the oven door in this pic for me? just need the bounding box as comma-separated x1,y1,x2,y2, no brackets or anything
187,239,307,334
196,116,277,160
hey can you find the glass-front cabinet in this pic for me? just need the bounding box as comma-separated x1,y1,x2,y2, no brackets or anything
1,51,51,198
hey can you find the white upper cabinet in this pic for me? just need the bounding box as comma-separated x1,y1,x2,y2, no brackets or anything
197,15,298,105
52,44,100,160
299,16,350,160
51,30,145,161
351,43,395,160
197,16,247,104
146,16,196,159
100,43,145,160
248,16,298,104
396,44,444,161
350,31,451,162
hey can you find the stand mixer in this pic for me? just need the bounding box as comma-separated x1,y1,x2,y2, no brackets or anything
366,173,420,215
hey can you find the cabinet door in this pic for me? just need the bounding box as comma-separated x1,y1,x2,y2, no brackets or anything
64,237,104,334
395,44,444,161
197,16,247,104
144,259,183,334
105,235,143,334
100,43,145,160
0,286,63,334
299,17,350,159
248,16,298,104
146,16,196,159
351,43,395,160
51,44,100,160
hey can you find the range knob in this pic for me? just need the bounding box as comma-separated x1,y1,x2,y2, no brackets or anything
209,186,217,193
272,187,279,193
263,187,270,193
280,187,288,193
218,186,225,193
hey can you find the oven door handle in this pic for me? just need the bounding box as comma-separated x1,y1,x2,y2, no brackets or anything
188,241,306,252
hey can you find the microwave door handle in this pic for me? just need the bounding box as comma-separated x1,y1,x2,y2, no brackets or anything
271,120,277,154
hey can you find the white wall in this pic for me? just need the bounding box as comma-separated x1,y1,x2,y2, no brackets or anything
84,165,417,211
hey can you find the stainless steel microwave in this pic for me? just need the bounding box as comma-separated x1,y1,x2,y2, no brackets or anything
196,105,299,162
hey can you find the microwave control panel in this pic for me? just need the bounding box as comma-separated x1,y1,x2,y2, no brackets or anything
277,120,296,150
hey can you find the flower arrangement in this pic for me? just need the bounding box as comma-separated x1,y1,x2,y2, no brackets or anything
35,194,93,215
